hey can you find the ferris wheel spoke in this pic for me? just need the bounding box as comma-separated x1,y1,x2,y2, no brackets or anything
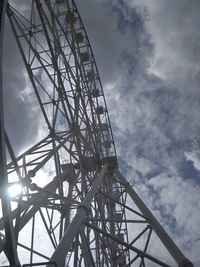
44,3,99,129
7,9,52,130
8,6,74,131
11,0,114,159
43,0,115,158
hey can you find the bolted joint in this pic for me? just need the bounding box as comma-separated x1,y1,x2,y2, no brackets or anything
27,169,35,178
179,259,194,267
101,156,118,169
78,204,88,213
29,183,37,191
49,127,55,137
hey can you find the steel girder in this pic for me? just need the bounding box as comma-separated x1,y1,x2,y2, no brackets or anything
0,0,20,265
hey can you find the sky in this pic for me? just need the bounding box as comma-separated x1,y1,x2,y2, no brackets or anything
75,0,200,265
2,0,200,266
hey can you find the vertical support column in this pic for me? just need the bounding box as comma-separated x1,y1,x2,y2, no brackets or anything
0,1,20,265
114,168,194,267
50,164,108,267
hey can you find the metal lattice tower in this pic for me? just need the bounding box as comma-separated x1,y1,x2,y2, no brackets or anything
0,1,194,267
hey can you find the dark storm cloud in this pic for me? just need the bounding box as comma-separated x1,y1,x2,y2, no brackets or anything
3,16,42,155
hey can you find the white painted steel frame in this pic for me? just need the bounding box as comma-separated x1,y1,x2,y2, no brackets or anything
0,1,194,267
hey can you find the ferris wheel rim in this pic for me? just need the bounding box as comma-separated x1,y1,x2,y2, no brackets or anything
1,0,119,264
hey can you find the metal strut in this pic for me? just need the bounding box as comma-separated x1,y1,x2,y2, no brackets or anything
0,0,20,266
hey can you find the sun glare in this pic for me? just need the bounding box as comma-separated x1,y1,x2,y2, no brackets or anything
7,183,22,198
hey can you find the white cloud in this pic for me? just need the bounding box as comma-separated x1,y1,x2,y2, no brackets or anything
184,151,200,172
97,0,200,264
128,0,200,79
147,173,200,262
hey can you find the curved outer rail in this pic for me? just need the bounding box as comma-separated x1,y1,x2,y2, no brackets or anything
0,0,20,265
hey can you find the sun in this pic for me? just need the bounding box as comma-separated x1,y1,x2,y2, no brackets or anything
7,183,22,198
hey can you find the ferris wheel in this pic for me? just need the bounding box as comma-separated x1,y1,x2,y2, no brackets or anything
0,1,194,267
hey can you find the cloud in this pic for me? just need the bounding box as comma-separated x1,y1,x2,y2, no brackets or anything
185,151,200,172
127,0,200,79
147,173,200,260
76,0,122,84
3,16,42,156
2,0,200,265
88,0,200,264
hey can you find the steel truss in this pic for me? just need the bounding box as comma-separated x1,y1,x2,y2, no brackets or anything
0,1,194,267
